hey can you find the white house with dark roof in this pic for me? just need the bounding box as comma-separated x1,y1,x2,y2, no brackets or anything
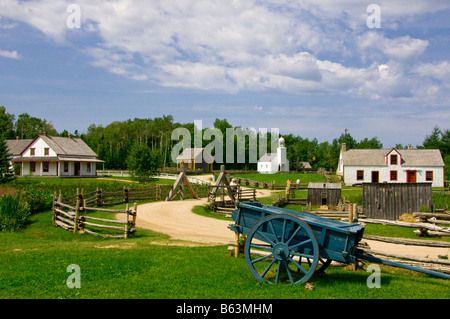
7,133,105,177
257,137,290,173
337,143,445,187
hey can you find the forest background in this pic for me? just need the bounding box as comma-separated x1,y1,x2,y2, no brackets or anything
0,106,448,179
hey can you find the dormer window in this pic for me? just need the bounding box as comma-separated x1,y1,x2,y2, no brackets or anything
30,148,35,156
44,148,49,156
390,154,398,165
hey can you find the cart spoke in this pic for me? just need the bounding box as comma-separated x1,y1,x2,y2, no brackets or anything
291,251,315,260
257,227,276,247
289,258,308,275
250,243,273,252
261,258,277,278
288,257,308,275
281,219,287,242
288,238,312,251
285,225,302,245
275,261,281,283
251,253,274,264
268,221,279,243
283,260,294,284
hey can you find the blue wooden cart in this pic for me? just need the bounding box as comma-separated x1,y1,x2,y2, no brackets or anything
230,202,450,284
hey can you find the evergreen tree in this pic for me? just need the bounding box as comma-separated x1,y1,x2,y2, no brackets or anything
127,143,162,183
0,137,14,183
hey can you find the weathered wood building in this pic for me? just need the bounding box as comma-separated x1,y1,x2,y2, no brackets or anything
176,148,214,173
362,183,432,220
307,183,341,208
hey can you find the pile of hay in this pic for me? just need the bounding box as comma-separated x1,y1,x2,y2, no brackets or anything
398,213,416,223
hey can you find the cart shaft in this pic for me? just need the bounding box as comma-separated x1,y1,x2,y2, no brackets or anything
356,249,450,280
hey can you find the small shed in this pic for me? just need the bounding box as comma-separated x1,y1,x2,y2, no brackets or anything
362,183,432,220
307,183,342,208
176,148,214,173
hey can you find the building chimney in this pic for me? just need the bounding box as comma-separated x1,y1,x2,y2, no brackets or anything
341,143,347,152
408,144,413,150
43,131,47,136
68,133,72,139
16,136,19,140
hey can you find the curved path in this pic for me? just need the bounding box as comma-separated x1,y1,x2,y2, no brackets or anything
135,187,274,245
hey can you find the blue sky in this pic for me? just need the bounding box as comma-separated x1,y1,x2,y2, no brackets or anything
0,1,449,148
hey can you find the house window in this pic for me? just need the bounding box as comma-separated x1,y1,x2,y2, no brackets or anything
356,170,364,181
390,170,398,181
64,162,69,173
44,148,49,156
86,162,91,173
43,162,49,172
30,162,36,172
426,171,433,181
390,154,398,165
30,148,35,156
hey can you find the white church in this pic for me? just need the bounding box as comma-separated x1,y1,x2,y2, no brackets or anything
257,137,290,173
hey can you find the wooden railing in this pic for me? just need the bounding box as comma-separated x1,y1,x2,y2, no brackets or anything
52,189,137,239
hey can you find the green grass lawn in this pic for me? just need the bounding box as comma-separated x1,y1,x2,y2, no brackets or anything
230,172,327,184
1,177,449,300
1,210,449,299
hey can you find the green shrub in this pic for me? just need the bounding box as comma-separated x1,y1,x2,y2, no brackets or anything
0,194,31,232
20,186,53,214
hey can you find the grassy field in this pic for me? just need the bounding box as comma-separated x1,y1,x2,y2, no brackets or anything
1,210,449,299
0,177,449,300
229,172,327,184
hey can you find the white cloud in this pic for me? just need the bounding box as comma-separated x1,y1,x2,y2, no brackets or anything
0,0,449,105
358,32,429,62
0,49,20,59
413,61,450,82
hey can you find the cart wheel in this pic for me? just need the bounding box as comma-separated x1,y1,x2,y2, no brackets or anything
244,214,320,285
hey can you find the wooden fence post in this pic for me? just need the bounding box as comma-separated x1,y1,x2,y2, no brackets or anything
348,204,353,224
124,203,130,239
123,186,129,204
132,202,137,230
96,188,103,207
74,188,80,234
52,191,57,226
235,233,240,258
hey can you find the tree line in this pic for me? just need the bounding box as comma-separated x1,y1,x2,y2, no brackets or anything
0,106,449,179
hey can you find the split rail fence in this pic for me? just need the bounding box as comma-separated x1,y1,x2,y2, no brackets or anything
52,189,137,239
52,184,210,238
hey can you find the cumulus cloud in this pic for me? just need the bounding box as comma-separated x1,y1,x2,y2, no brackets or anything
0,0,449,104
357,32,429,62
0,49,20,59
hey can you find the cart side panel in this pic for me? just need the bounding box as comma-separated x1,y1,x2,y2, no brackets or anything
231,204,268,236
308,224,365,263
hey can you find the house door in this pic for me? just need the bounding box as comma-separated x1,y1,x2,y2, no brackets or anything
74,162,80,176
371,171,379,183
407,171,416,183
